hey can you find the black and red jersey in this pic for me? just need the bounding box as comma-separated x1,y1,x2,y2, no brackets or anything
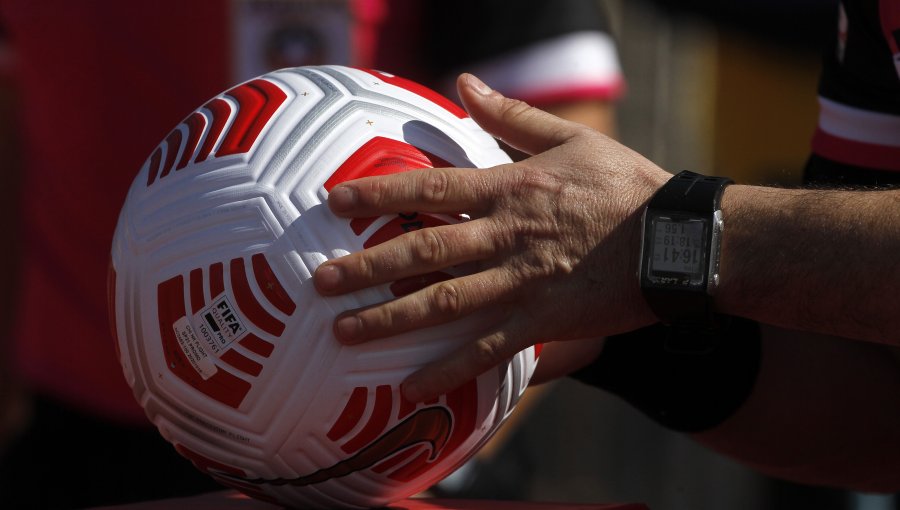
807,0,900,183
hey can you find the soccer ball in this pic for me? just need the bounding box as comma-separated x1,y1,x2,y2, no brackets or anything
108,65,538,508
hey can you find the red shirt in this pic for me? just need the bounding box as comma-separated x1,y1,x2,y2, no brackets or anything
0,0,623,424
2,1,232,423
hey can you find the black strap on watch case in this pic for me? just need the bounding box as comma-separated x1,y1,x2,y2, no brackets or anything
646,171,731,214
641,171,732,337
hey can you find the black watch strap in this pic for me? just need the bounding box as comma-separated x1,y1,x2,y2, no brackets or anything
647,171,731,215
641,171,732,329
643,287,711,326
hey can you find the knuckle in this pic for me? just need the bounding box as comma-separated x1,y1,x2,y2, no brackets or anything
411,228,445,266
367,178,394,209
353,252,377,281
513,164,560,196
499,97,534,126
432,280,463,318
559,123,593,144
370,305,395,332
470,337,503,369
530,248,561,276
515,166,545,191
514,247,564,280
502,247,553,283
355,306,388,338
487,218,518,254
420,170,451,204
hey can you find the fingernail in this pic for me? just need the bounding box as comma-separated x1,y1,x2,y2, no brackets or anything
335,315,363,343
314,263,343,292
329,185,356,213
465,74,492,96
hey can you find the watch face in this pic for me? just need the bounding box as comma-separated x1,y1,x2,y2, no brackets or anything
646,214,708,286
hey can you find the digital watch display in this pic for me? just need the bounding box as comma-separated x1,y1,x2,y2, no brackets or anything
646,214,707,286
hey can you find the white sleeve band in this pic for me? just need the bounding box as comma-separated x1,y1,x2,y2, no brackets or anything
459,31,625,104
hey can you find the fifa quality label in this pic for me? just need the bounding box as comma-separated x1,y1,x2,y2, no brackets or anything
172,317,218,380
193,294,248,356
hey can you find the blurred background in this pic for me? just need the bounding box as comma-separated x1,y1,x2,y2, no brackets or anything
447,2,896,510
1,0,894,509
613,0,827,188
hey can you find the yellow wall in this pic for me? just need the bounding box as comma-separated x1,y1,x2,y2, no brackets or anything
712,33,821,186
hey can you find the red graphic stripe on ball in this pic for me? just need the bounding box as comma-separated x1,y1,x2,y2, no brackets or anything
340,385,393,454
251,253,296,315
196,98,231,163
398,395,417,420
178,112,207,170
390,271,453,297
358,68,468,119
423,151,453,169
144,81,284,186
230,258,285,337
220,349,264,377
362,213,449,249
350,217,378,235
157,276,251,408
189,268,205,314
216,79,287,157
323,136,436,192
238,333,275,358
389,379,477,482
328,386,368,442
209,262,224,298
160,129,182,180
146,147,162,186
444,379,477,450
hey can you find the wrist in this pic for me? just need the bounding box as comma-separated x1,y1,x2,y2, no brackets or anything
715,184,798,318
714,184,747,317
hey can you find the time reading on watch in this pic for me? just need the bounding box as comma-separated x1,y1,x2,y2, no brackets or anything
647,215,707,285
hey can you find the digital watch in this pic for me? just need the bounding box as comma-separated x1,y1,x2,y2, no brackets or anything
639,171,732,343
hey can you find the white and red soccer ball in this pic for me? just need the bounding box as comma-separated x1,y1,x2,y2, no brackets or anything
108,65,538,508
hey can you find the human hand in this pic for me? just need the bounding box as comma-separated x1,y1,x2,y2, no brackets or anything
314,74,669,402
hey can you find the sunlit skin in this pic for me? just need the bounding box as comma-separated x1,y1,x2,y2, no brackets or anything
315,73,900,491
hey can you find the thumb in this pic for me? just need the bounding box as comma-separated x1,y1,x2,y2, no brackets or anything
456,73,584,156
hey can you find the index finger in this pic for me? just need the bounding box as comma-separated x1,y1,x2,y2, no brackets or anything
327,165,504,218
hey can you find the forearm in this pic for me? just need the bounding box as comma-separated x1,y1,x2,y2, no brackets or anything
695,325,900,492
717,185,900,344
